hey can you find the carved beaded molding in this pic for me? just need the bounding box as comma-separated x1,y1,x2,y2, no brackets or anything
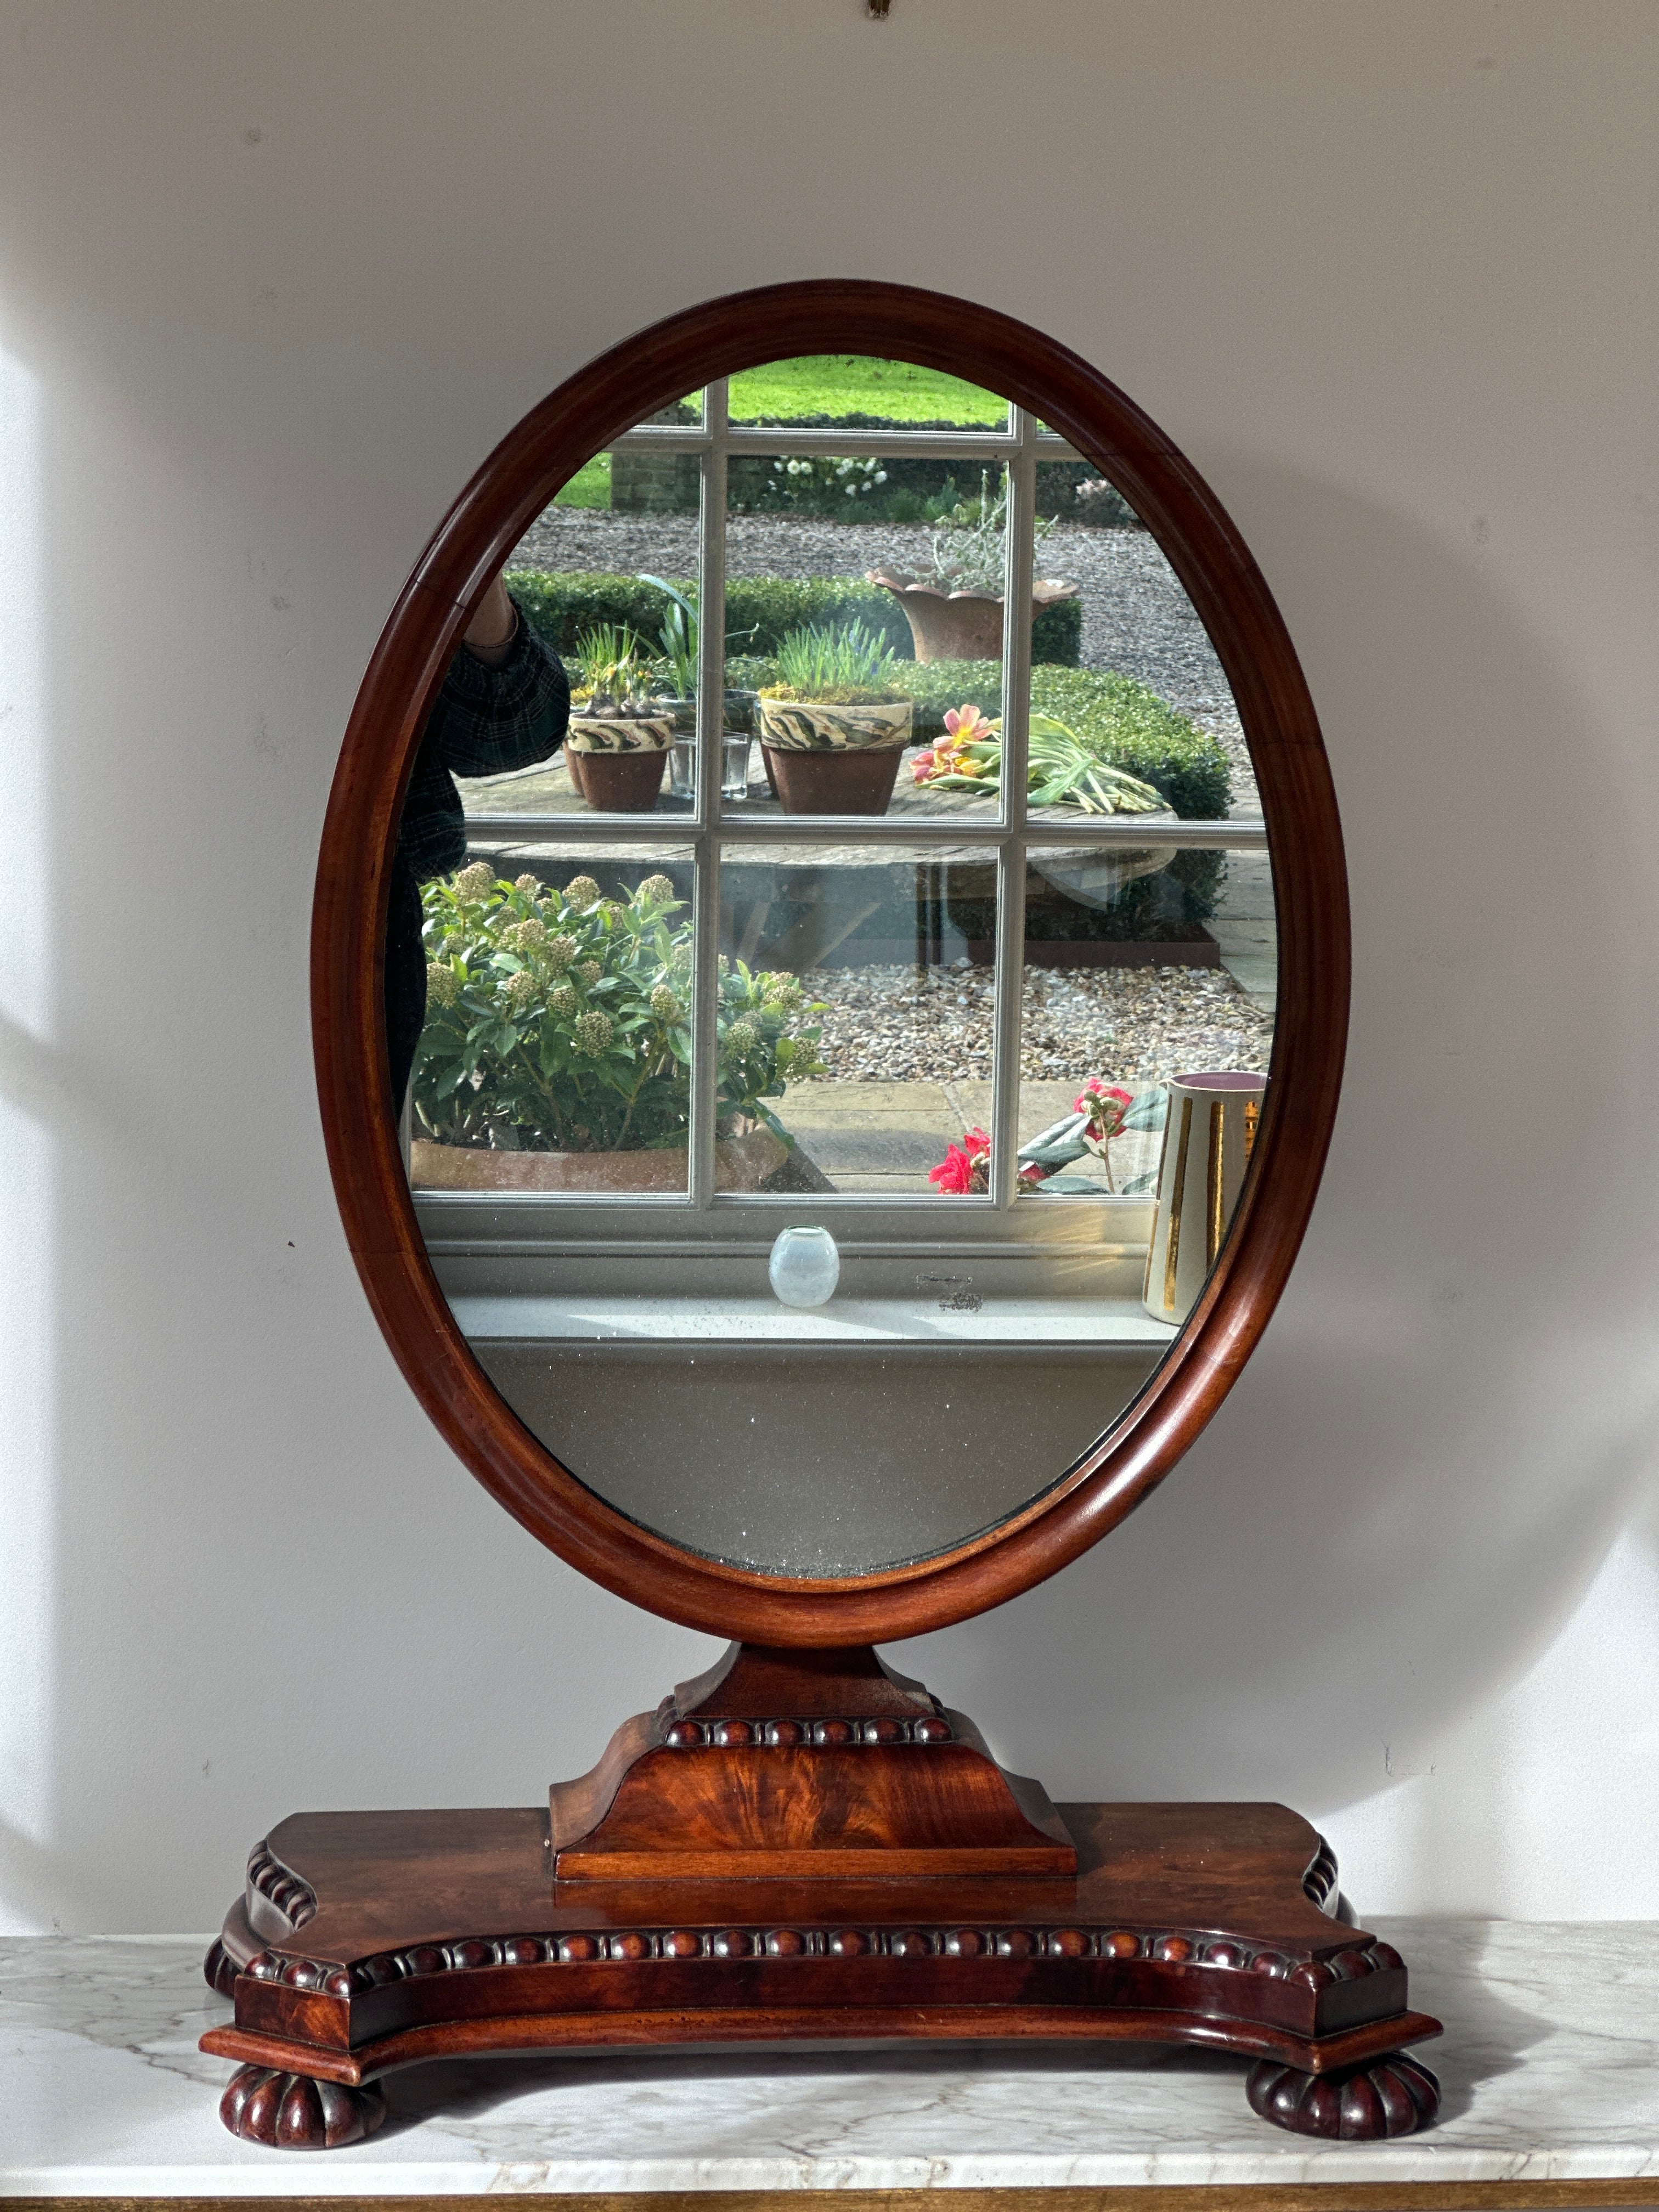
241,1928,1404,1996
660,1713,954,1748
1302,1837,1339,1912
246,1841,316,1931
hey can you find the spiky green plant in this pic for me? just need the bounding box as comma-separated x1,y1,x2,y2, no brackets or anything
568,622,647,703
770,619,902,703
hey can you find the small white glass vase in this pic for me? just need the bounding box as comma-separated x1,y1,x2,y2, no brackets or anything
769,1226,840,1308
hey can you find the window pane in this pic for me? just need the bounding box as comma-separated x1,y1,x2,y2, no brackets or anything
1015,839,1275,1313
496,391,704,820
713,844,1001,1196
721,457,1018,823
408,847,697,1195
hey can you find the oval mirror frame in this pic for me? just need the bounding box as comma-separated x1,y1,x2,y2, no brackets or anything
313,280,1348,1646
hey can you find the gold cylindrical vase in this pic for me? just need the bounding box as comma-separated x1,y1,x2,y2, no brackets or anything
1142,1072,1266,1325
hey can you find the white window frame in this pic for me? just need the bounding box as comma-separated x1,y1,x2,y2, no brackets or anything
415,378,1269,1290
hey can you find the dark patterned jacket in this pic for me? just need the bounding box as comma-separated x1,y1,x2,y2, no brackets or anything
397,602,569,883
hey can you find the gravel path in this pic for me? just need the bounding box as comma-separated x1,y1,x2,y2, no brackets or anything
510,507,1257,810
797,963,1273,1088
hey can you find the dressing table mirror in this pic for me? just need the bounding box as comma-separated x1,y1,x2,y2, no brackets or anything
200,281,1441,2149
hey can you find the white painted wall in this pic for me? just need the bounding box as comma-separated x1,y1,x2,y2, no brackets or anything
0,0,1654,1933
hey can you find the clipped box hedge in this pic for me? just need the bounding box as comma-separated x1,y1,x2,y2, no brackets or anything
506,569,1082,668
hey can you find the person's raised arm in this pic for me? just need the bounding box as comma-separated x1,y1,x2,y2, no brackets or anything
461,573,518,666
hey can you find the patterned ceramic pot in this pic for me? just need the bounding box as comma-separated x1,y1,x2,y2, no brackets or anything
755,697,914,815
566,713,675,754
566,714,674,812
755,698,913,753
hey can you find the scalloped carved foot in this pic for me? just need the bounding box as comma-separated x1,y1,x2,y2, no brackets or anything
202,1938,238,1997
1247,2052,1441,2138
219,2064,387,2149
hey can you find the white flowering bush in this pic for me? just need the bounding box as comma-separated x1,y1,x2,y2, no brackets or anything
753,454,889,517
414,867,826,1154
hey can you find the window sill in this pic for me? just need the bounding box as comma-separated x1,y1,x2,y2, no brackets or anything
452,1291,1178,1350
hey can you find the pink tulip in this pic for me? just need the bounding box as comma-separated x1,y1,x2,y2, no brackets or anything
943,704,996,746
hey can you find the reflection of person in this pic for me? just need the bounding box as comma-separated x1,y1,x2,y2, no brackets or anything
387,575,569,1107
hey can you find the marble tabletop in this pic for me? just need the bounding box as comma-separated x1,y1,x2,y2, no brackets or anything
3,1919,1658,2196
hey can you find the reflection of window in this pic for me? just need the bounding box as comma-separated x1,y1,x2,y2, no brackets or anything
413,364,1272,1359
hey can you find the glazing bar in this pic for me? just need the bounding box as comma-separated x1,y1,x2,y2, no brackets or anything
612,427,1084,464
464,815,1269,851
990,411,1038,1210
689,378,729,1210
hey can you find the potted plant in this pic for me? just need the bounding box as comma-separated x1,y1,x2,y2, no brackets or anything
755,620,914,815
636,575,759,735
410,865,826,1191
867,472,1079,662
565,624,673,810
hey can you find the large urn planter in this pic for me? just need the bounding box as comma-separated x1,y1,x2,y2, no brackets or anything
566,713,674,811
866,568,1081,663
410,1124,787,1194
756,696,913,816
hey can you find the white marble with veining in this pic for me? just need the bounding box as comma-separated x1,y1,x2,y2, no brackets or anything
2,1920,1657,2194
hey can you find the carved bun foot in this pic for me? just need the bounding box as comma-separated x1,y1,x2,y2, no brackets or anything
219,2063,387,2149
1248,2052,1440,2139
202,1938,239,1997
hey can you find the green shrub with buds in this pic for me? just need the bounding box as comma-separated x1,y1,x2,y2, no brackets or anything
413,867,825,1155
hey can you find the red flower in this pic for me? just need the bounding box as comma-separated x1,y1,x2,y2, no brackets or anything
1074,1080,1133,1139
928,1142,977,1194
929,1126,995,1194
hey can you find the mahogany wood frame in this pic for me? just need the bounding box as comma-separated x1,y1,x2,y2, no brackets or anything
311,279,1349,1643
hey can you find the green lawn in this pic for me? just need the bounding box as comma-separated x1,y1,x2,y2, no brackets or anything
553,359,1007,510
552,451,613,510
728,355,1007,426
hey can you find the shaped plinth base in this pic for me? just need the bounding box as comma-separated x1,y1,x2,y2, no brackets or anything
1248,2052,1442,2138
219,2063,386,2149
200,1648,1442,2149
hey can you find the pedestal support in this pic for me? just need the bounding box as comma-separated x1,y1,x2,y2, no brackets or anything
200,1649,1441,2147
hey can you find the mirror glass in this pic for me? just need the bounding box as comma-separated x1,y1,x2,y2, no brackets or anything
394,354,1275,1577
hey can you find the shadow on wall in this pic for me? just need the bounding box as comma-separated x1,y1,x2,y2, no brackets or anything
0,319,719,1939
899,468,1659,1897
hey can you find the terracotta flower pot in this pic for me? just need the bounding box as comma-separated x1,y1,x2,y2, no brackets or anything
754,696,912,816
760,744,904,816
576,748,668,811
866,568,1081,664
567,713,674,812
410,1127,786,1194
